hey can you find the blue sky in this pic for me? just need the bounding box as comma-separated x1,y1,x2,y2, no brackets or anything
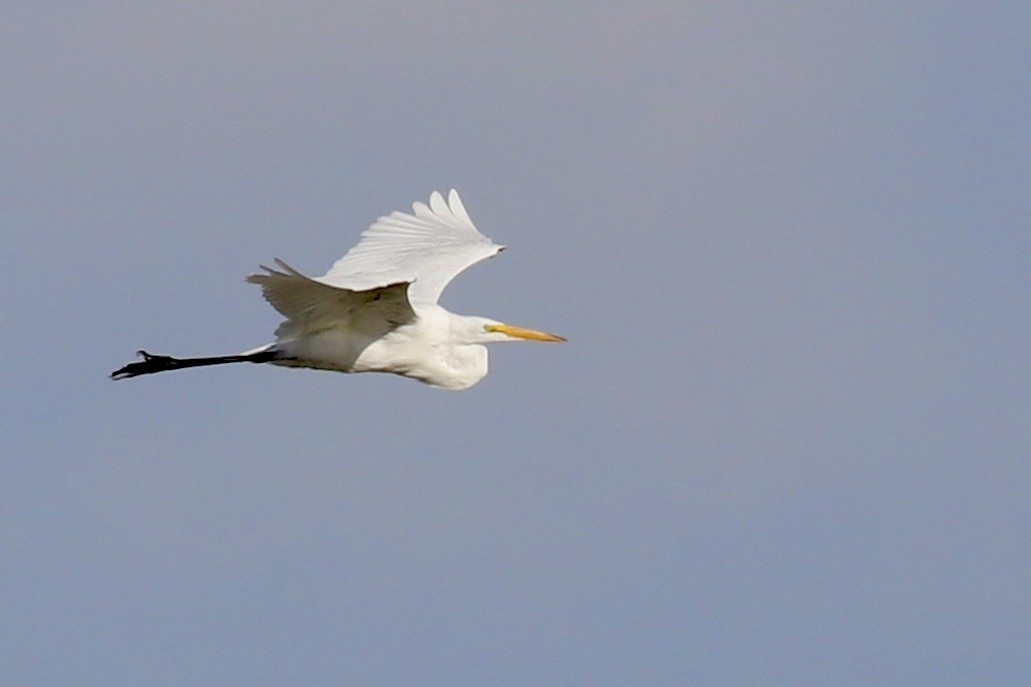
2,3,1028,685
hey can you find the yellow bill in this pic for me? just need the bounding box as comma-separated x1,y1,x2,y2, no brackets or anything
486,324,567,342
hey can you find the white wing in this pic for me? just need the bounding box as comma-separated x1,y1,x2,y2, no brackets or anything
247,259,415,339
319,189,504,304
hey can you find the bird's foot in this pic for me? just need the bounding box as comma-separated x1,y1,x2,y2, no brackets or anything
110,350,177,380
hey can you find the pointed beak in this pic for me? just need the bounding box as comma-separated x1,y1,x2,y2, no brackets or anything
486,324,567,342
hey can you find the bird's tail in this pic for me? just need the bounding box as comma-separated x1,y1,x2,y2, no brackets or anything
110,348,280,380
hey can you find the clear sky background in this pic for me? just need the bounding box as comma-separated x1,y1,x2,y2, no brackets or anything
2,3,1028,685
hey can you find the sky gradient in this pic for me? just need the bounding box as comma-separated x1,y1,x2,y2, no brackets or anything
2,3,1029,685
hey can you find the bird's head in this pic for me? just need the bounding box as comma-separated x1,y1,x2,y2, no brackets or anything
458,316,566,344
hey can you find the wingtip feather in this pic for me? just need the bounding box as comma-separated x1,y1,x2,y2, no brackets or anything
447,189,472,224
428,190,448,216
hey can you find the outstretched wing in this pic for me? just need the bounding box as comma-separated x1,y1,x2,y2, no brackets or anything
319,189,504,304
247,259,415,338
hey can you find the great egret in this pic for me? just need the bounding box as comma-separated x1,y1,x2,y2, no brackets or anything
111,190,565,390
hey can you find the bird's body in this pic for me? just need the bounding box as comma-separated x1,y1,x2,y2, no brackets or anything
267,303,492,390
112,190,564,390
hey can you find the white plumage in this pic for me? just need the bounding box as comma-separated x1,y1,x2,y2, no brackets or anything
112,190,564,390
323,189,502,303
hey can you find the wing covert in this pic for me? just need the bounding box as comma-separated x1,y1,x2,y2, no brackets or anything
319,189,503,304
247,259,415,338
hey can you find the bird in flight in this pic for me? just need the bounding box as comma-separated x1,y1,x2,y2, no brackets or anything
111,190,565,390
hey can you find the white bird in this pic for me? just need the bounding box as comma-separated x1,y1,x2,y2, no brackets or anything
111,190,565,390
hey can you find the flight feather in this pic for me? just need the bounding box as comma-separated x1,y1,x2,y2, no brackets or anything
319,189,503,304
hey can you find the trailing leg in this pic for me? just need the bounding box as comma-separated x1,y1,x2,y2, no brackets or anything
110,348,279,380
